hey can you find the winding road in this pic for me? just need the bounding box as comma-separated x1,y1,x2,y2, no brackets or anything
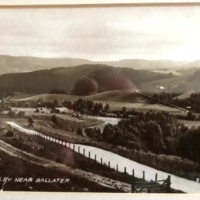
6,121,200,193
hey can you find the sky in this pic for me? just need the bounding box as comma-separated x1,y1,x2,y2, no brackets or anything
0,6,200,61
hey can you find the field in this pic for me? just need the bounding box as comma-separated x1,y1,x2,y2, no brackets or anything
174,91,195,100
179,119,200,128
12,92,186,114
96,100,185,114
139,76,185,93
12,93,79,103
12,90,146,104
1,90,199,193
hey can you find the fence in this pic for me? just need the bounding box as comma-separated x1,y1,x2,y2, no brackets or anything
7,121,173,192
118,146,200,176
131,172,171,193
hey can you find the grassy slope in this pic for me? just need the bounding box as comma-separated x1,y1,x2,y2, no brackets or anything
0,64,173,94
139,76,185,93
85,90,146,103
13,91,185,114
139,68,200,94
14,93,79,103
15,90,146,103
0,55,91,74
174,90,195,100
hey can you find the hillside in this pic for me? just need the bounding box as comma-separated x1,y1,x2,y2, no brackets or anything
174,90,195,100
0,55,91,74
103,59,190,70
14,92,183,114
85,90,146,103
0,64,172,94
14,93,79,103
0,65,105,94
139,69,200,94
15,90,146,104
1,55,199,75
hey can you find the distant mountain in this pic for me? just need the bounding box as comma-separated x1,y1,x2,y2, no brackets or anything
0,64,172,94
140,68,200,94
0,55,199,75
187,60,200,68
185,70,200,92
0,55,91,74
102,59,190,70
1,55,200,95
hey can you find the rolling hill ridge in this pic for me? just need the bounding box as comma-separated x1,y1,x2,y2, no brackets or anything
0,64,173,94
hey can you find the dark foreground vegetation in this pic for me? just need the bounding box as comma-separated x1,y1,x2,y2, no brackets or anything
0,150,117,192
1,129,132,186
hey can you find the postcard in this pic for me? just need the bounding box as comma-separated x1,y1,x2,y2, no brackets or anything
0,1,200,198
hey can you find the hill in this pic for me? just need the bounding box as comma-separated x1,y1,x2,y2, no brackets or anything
1,55,198,75
174,90,195,100
0,55,91,74
14,90,146,104
0,64,172,94
103,59,189,70
13,92,186,114
85,90,146,103
14,93,79,103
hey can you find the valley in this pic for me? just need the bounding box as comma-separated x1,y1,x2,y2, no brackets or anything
0,58,200,193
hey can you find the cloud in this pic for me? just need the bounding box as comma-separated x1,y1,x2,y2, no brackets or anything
0,6,200,61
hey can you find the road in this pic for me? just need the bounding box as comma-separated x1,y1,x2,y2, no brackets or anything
86,116,121,131
6,121,200,193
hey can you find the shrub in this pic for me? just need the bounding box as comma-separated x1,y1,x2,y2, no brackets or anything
51,115,57,124
6,130,14,137
76,127,83,135
28,116,34,126
7,110,16,118
17,111,25,118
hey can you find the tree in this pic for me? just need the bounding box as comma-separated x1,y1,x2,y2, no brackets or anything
142,121,166,153
122,106,127,118
35,107,40,113
6,130,14,137
104,103,110,112
17,111,25,118
51,115,57,124
179,128,200,163
187,111,197,120
77,127,83,135
28,116,34,126
129,126,140,137
50,108,60,113
53,99,59,108
93,103,101,115
126,140,141,150
102,124,114,143
7,110,16,118
62,101,73,110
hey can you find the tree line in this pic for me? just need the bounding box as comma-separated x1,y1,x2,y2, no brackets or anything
63,99,110,116
150,92,200,116
78,110,200,164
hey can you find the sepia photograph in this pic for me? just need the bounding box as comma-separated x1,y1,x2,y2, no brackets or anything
0,1,200,195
